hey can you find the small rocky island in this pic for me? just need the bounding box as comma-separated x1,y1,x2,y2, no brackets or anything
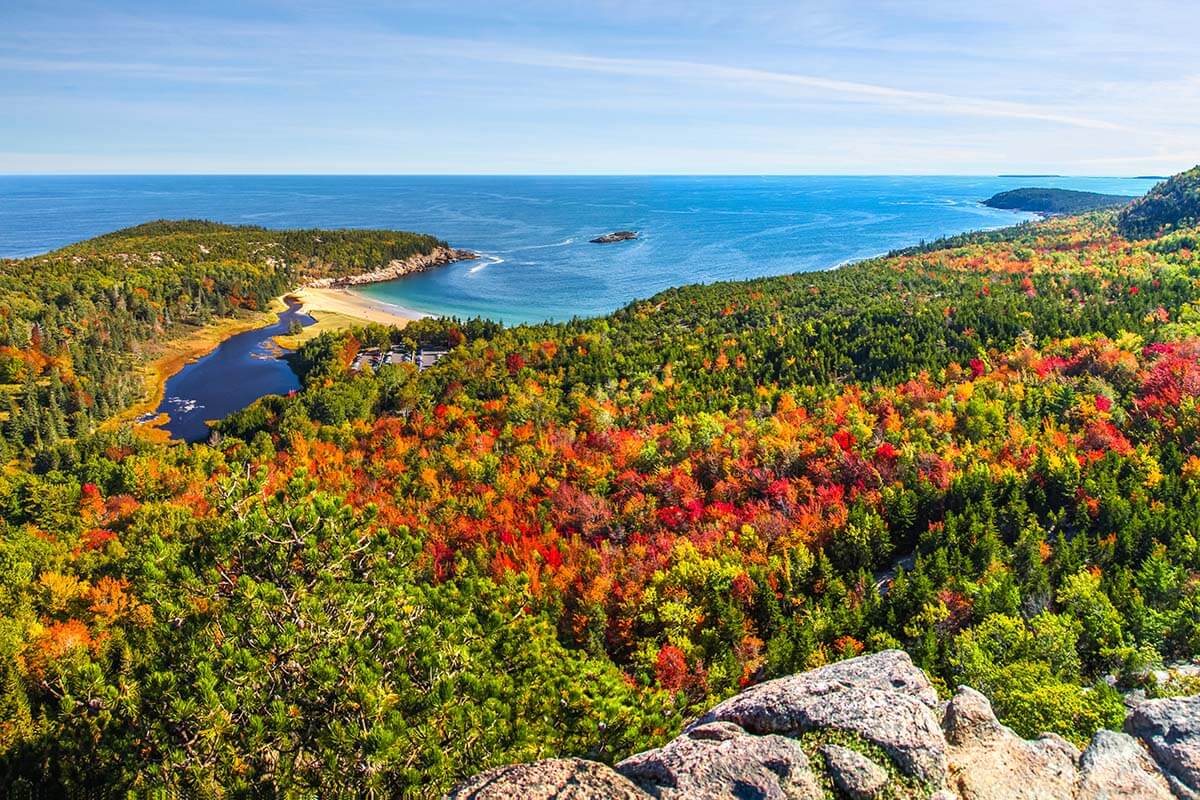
590,230,639,244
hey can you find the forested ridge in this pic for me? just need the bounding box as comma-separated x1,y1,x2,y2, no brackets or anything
3,170,1200,797
1119,166,1200,238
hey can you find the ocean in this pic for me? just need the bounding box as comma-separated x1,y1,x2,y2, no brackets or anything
0,175,1159,325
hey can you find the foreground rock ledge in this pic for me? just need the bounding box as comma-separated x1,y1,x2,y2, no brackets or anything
444,650,1198,800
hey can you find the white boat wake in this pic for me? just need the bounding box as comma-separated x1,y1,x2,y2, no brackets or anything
469,253,506,273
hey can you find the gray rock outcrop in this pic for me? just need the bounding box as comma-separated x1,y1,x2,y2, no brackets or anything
445,650,1200,800
444,757,649,799
1125,695,1200,798
304,246,476,289
694,650,946,783
1077,729,1174,799
820,743,889,800
616,720,821,799
943,686,1078,800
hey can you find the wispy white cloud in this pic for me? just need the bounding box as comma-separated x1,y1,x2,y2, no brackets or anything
0,56,281,84
1073,151,1200,166
0,12,1172,135
460,46,1133,132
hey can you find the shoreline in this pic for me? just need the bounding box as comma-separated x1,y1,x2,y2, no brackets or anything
292,285,428,326
110,298,289,436
274,244,472,345
123,206,1044,435
275,286,430,348
126,244,469,430
304,245,477,289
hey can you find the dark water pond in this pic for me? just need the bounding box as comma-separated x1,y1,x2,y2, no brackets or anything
153,299,314,442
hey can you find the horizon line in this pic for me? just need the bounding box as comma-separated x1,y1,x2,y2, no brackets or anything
0,172,1166,179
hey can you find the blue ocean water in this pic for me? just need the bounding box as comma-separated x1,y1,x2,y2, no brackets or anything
0,175,1160,325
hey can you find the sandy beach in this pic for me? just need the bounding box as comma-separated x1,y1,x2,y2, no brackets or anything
290,286,426,326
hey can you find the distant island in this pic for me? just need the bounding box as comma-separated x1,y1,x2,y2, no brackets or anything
982,187,1135,214
590,230,639,243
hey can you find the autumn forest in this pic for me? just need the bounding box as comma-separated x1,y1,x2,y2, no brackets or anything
3,168,1200,797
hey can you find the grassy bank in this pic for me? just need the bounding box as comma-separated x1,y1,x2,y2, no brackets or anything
115,288,417,437
108,298,289,435
273,308,369,350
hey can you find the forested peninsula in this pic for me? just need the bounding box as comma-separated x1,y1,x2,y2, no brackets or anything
3,169,1200,797
982,187,1135,214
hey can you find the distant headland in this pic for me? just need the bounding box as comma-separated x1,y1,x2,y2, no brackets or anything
304,245,477,288
982,187,1136,215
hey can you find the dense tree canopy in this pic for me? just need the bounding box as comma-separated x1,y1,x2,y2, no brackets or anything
1118,166,1200,238
3,173,1200,796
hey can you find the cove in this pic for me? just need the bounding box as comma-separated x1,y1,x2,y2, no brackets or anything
153,299,314,442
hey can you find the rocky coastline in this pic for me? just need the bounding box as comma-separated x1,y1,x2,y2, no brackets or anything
304,245,477,289
447,650,1200,800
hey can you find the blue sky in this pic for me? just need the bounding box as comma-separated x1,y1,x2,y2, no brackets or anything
2,0,1198,174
